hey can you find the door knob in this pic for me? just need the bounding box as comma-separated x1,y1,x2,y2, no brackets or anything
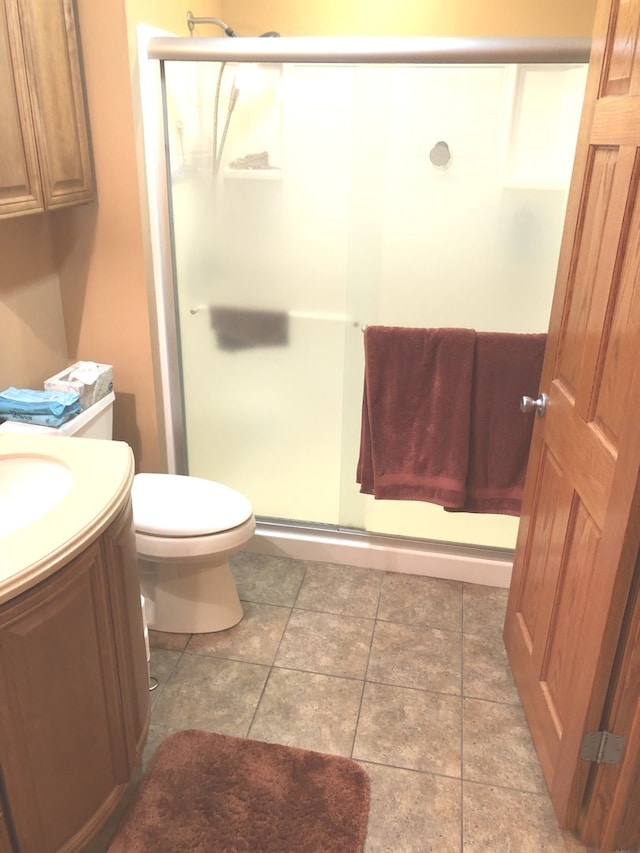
520,393,548,416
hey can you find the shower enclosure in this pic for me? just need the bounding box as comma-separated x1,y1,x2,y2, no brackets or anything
142,34,589,573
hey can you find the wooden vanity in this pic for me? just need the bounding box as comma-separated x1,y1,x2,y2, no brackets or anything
0,436,150,852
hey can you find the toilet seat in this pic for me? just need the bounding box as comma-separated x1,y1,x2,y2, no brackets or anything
135,515,256,561
132,473,253,536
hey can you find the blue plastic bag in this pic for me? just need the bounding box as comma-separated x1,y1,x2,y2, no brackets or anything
0,387,81,417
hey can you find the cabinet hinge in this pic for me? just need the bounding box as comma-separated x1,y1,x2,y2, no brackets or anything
580,731,625,765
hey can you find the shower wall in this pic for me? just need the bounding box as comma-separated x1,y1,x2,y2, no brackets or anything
163,57,586,549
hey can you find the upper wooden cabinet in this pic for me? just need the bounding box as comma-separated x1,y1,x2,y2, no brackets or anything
0,0,94,219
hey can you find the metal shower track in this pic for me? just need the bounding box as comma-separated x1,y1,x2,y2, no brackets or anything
147,35,591,65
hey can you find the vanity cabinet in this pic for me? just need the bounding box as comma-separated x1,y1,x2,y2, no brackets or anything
0,808,12,853
0,0,94,219
0,501,149,853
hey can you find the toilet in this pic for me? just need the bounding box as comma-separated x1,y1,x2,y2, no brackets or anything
132,473,254,634
0,391,254,634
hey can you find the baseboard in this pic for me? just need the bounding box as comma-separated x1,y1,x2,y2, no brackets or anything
245,521,513,588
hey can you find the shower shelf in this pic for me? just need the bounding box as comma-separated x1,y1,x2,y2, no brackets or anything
222,169,282,181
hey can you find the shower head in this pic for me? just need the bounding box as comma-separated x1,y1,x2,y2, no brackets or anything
260,31,281,38
186,11,239,37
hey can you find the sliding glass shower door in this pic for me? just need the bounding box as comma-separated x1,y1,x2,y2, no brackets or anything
162,56,586,549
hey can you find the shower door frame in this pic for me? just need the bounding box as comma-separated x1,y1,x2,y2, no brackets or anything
140,34,591,580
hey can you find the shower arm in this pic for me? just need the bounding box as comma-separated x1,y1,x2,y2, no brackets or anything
185,10,239,172
186,11,239,37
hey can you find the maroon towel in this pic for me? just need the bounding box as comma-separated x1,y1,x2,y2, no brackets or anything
447,332,546,516
357,326,476,508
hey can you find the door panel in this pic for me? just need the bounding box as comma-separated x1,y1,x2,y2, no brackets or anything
504,0,640,847
578,559,640,849
595,182,640,440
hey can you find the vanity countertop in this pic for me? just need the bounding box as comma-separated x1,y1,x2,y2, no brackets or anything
0,434,134,605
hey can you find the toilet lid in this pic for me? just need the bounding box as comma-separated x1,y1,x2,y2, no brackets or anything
132,473,253,536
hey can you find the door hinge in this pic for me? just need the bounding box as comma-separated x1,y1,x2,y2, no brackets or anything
580,731,625,765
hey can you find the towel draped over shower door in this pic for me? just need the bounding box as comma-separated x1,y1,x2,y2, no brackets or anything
357,326,546,516
357,326,476,508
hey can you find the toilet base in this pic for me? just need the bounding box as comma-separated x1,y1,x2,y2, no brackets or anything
139,555,243,634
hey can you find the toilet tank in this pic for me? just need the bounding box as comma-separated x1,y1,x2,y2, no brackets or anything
0,391,115,439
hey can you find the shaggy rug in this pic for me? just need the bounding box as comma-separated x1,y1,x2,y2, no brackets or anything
108,730,370,852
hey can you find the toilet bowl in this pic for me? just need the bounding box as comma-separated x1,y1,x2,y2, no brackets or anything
0,390,254,634
132,473,255,634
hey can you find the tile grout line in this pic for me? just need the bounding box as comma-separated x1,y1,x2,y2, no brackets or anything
349,572,384,760
244,564,308,739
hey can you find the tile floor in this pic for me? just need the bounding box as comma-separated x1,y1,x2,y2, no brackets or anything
141,552,593,853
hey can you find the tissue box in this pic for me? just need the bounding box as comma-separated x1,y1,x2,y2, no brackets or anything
44,362,113,409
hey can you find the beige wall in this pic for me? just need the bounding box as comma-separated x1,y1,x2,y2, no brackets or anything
223,0,596,37
2,0,595,474
126,0,218,36
53,1,157,470
0,216,67,390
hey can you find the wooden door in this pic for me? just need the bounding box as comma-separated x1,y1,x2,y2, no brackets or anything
503,0,640,849
578,557,640,849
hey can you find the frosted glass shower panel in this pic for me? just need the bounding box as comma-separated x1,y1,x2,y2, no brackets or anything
164,59,586,547
164,59,346,523
504,64,587,187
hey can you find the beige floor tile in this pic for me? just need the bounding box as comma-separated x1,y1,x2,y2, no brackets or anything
463,697,547,793
275,608,374,678
231,552,306,606
363,762,462,853
379,572,463,632
463,583,509,640
248,667,363,756
187,601,291,665
151,653,269,736
463,632,520,704
295,562,384,617
148,629,190,651
142,721,176,771
368,621,462,695
354,682,462,777
127,557,592,851
463,781,583,852
148,648,181,709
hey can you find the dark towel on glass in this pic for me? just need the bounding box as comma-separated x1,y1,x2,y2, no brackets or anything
357,326,476,508
210,307,289,351
356,326,546,516
446,331,546,515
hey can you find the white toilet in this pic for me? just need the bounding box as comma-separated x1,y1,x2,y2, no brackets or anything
132,473,254,634
0,391,255,634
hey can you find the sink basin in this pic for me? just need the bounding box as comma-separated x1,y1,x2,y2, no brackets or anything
0,455,74,536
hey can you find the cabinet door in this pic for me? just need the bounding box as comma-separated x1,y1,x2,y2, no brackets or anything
0,505,149,853
0,807,14,853
16,0,94,209
0,0,43,215
100,500,151,775
0,545,117,852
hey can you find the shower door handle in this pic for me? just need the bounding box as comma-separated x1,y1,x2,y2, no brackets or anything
520,393,548,417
